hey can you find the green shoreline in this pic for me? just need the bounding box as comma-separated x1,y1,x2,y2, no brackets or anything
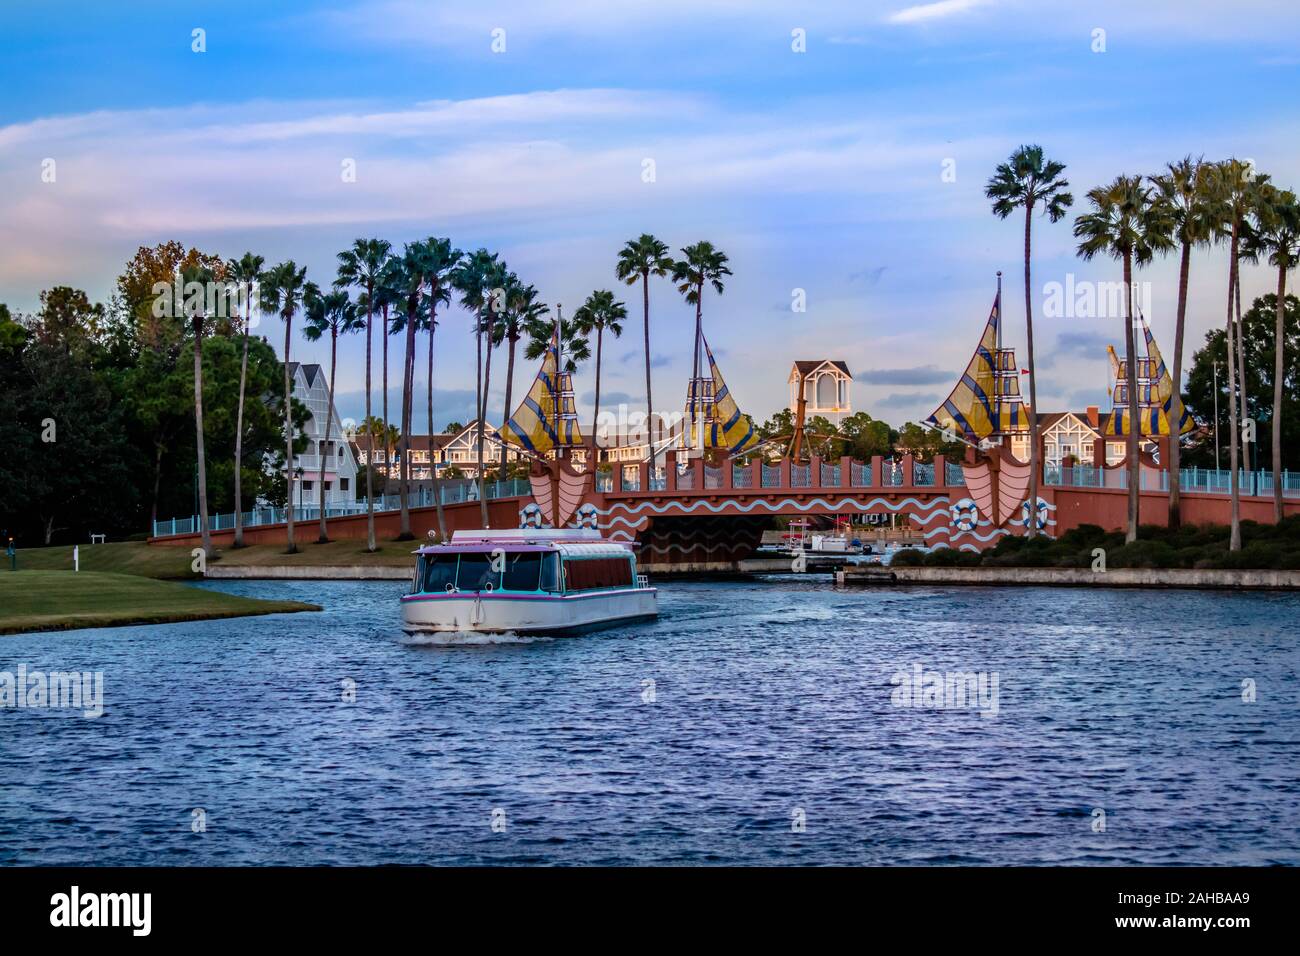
0,570,319,636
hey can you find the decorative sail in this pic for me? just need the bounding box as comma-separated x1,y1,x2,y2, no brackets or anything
1104,317,1194,437
925,291,1031,441
499,329,584,454
683,337,760,454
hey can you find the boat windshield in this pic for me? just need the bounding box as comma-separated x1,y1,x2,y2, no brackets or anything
455,553,496,591
501,552,542,591
419,553,458,593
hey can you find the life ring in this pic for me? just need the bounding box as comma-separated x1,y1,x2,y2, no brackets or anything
519,502,545,529
1020,496,1050,530
950,498,979,533
575,503,599,530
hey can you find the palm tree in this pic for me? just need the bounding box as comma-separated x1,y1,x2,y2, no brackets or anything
524,310,592,373
374,256,404,445
1244,184,1300,522
616,234,673,467
1149,158,1216,529
496,279,548,480
335,238,392,552
453,248,504,526
181,262,221,559
1208,159,1271,550
261,260,310,553
572,290,628,445
671,242,731,453
416,239,462,538
390,249,422,540
1074,176,1175,543
985,145,1073,539
303,286,364,542
226,252,264,549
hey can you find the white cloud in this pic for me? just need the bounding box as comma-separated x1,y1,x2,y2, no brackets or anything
887,0,990,25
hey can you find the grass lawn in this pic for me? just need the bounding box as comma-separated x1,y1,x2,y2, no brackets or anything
14,538,418,579
214,538,418,568
0,570,319,635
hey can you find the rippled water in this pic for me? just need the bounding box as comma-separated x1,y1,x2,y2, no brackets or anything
2,578,1297,865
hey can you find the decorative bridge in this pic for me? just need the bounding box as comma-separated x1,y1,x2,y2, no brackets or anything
152,449,1298,571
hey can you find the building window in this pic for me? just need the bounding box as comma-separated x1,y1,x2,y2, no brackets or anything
340,477,349,491
303,480,313,491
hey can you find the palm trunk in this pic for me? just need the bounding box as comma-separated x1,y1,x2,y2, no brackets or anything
283,310,297,553
1273,266,1288,522
643,273,656,469
398,299,417,539
382,303,390,464
193,321,212,557
428,297,448,541
1023,206,1040,539
499,334,517,482
232,313,251,547
1123,252,1140,543
1168,240,1192,529
1236,270,1251,492
316,328,337,542
692,286,703,453
592,326,604,445
364,288,376,552
477,314,494,527
1226,223,1242,551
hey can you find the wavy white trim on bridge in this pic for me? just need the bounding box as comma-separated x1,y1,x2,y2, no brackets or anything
599,495,951,520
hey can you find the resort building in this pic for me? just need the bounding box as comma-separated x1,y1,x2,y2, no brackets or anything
286,362,358,507
789,360,852,424
350,421,525,481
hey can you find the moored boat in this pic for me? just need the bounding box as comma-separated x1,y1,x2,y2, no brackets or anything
400,529,658,635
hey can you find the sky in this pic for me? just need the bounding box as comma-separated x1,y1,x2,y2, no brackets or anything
2,0,1298,430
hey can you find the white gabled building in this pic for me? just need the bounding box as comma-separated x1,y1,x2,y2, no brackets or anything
286,362,358,508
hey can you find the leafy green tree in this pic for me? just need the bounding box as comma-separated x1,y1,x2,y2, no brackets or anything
1184,293,1300,474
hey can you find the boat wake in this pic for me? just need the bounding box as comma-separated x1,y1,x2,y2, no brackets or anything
400,630,552,647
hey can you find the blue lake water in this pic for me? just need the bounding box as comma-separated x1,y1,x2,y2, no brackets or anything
1,578,1298,865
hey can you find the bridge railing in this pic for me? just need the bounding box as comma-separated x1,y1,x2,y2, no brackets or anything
1043,464,1297,497
152,478,532,538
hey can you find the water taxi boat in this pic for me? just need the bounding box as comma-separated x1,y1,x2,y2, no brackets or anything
400,530,658,635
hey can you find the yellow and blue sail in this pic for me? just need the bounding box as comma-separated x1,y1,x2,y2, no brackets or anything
925,293,1031,441
687,337,760,454
1105,318,1194,437
499,330,583,454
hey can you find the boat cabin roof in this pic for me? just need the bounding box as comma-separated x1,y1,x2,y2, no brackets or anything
413,528,633,557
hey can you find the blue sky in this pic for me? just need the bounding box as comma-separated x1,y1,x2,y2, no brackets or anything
2,0,1298,428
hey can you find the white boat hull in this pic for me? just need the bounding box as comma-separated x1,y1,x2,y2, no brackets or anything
400,587,658,635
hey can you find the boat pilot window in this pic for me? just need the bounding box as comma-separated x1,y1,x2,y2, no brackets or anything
421,553,458,592
455,552,498,591
539,552,562,592
501,552,542,591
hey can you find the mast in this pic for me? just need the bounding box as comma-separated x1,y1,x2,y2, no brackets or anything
554,303,563,463
994,271,1002,431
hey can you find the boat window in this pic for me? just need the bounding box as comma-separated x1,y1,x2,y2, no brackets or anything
455,552,498,591
501,552,542,591
539,552,562,592
563,557,634,591
421,553,458,593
